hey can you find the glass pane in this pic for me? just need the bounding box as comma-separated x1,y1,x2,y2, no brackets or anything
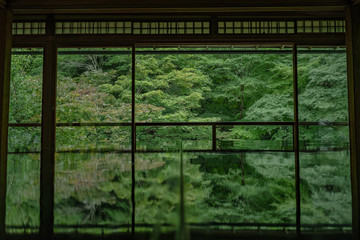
8,127,41,153
54,152,132,233
6,127,41,232
136,126,212,151
185,152,295,230
298,48,351,232
6,154,40,234
135,47,293,123
135,153,180,233
299,125,349,151
300,126,351,232
298,49,348,122
6,47,43,234
9,48,43,124
56,126,131,152
57,48,132,123
217,125,293,151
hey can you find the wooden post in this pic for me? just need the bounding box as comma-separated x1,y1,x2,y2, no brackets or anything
131,45,136,234
346,5,360,240
40,15,56,240
0,8,12,239
293,45,301,236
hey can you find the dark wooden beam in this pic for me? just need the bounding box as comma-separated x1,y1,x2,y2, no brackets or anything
6,0,350,14
10,11,345,21
8,7,349,15
6,0,350,9
346,4,360,240
40,15,56,240
1,231,355,240
0,0,6,9
11,33,346,48
0,8,12,239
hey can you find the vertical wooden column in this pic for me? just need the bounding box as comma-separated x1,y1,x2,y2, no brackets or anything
131,45,136,234
210,15,218,36
293,45,301,236
346,5,360,240
0,8,12,239
40,15,56,240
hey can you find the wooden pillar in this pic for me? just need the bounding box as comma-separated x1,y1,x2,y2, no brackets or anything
131,45,136,234
40,15,56,240
346,5,360,240
0,8,12,239
293,45,300,236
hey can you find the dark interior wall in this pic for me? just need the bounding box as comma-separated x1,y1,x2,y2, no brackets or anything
0,8,12,240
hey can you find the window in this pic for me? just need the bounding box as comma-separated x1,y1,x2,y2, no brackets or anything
7,48,43,234
6,45,352,236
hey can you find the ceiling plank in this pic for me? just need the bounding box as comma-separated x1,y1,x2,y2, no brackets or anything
7,0,350,14
9,7,349,15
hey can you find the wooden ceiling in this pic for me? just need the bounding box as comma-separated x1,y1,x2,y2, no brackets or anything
1,0,354,14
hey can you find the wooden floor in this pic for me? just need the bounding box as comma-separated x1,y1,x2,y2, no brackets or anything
5,230,353,240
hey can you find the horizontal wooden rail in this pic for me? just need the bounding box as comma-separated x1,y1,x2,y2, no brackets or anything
5,223,352,230
8,148,352,155
10,49,347,56
8,121,349,127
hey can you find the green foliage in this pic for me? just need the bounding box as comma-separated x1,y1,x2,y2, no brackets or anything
298,54,348,122
6,48,352,233
9,52,43,123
